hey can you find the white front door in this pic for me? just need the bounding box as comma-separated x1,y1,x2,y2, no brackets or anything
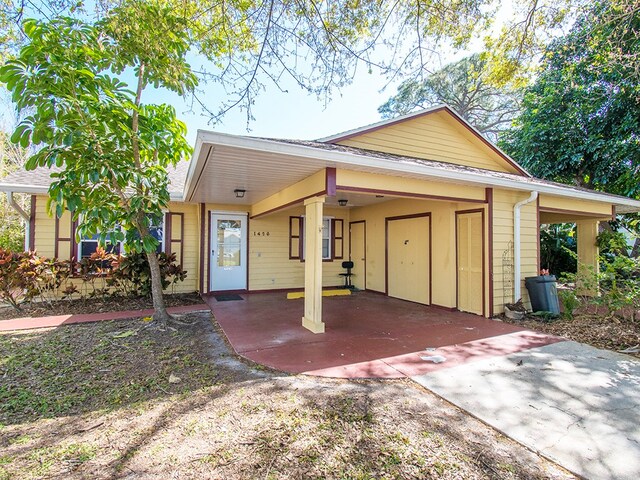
210,212,248,291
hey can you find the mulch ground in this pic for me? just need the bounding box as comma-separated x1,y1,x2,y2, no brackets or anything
0,292,203,321
0,312,575,480
503,313,640,357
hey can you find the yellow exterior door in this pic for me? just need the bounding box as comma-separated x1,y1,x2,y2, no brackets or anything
387,216,430,304
350,221,366,290
457,211,484,315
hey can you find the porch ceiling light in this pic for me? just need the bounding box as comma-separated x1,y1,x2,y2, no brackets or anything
338,199,348,207
234,189,246,198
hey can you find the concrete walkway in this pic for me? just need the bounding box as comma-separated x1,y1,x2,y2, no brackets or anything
0,303,210,331
412,341,640,480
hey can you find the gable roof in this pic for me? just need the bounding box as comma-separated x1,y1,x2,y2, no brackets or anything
182,130,640,213
0,161,189,200
2,108,640,214
318,104,530,177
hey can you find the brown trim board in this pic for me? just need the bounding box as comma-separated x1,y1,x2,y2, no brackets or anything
349,220,366,290
455,208,486,317
325,167,336,197
246,215,250,291
28,196,36,251
199,204,205,293
164,212,172,255
384,212,432,305
206,209,212,293
485,188,494,317
336,185,486,204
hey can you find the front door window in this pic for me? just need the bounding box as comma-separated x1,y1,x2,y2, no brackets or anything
217,220,242,267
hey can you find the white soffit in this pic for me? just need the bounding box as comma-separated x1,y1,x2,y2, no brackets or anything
185,130,640,212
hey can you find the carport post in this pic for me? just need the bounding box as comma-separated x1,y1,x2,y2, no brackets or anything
576,219,600,296
302,196,325,333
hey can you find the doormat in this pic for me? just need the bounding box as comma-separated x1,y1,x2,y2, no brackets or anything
214,294,244,302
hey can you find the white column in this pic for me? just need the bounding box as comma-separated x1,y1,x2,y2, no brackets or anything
302,196,325,333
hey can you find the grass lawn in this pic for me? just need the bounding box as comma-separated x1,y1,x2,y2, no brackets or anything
0,312,575,479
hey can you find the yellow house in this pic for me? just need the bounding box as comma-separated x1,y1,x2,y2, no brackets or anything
3,105,640,333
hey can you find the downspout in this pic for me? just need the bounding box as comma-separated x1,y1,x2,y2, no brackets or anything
513,191,538,301
6,192,31,251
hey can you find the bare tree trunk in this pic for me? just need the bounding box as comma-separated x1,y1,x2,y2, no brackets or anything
146,251,171,327
631,237,640,258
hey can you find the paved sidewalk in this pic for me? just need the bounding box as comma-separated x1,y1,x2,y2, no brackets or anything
412,341,640,480
0,303,210,332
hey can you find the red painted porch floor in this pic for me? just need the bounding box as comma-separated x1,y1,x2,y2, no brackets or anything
205,291,563,379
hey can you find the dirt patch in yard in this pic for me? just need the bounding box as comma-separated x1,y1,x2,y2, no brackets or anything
0,313,575,479
0,292,203,321
503,313,640,358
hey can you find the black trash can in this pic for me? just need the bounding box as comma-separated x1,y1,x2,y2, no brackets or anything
525,275,560,315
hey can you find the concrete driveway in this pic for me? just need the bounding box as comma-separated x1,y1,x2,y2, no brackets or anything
412,341,640,480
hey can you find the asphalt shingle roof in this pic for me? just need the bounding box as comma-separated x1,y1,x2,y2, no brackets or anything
0,161,190,197
0,136,636,207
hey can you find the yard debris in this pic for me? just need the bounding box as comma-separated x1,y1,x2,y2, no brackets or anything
168,373,182,384
420,355,447,364
619,345,640,354
77,421,104,433
112,330,137,339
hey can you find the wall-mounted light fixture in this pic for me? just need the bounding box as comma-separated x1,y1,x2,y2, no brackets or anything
338,199,348,207
234,189,246,198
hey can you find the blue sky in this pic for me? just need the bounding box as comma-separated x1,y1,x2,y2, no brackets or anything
144,65,405,145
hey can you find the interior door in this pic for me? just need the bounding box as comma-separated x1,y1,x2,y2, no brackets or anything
457,211,484,315
210,213,248,291
387,215,430,304
349,221,366,290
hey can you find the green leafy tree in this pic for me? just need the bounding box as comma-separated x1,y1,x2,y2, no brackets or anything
499,1,640,195
0,0,598,106
0,2,197,326
378,54,521,140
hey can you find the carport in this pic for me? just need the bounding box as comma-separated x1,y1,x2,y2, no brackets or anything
204,291,560,378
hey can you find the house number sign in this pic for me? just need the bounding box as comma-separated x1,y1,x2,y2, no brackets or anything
252,231,270,236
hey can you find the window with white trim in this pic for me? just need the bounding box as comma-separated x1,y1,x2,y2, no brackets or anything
291,216,333,261
321,218,331,260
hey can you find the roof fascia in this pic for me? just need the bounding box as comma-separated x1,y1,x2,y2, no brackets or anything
185,131,640,211
0,184,49,194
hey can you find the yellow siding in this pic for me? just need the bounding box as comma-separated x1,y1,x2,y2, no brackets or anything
539,194,612,217
203,203,349,292
492,190,538,313
337,110,522,174
336,169,486,202
576,219,600,295
249,206,349,290
251,169,327,217
350,198,486,311
33,195,56,258
31,196,200,294
165,202,199,293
